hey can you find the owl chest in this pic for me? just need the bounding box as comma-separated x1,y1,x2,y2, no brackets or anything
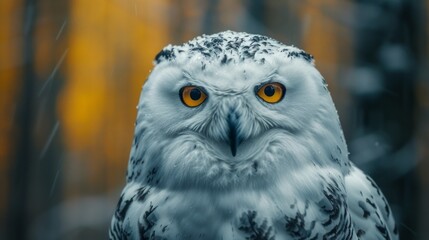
128,186,354,240
136,189,279,239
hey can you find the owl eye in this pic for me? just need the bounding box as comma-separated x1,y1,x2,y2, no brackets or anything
180,86,207,107
256,82,286,103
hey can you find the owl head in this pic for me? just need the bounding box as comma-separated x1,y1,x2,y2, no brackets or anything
128,31,349,190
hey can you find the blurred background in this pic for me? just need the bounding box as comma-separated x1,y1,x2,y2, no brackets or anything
0,0,428,239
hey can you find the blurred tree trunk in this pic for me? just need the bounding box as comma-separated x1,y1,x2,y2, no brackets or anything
170,0,186,43
202,0,219,34
29,0,68,238
418,0,429,238
6,0,68,239
6,0,37,239
350,0,426,239
243,0,266,34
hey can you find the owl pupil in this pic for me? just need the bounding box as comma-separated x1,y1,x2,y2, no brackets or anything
264,85,275,96
190,88,201,100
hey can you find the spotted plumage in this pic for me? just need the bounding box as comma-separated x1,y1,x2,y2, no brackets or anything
109,31,398,240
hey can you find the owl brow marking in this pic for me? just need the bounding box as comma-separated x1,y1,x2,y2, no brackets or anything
181,71,205,89
254,69,279,90
182,70,197,82
265,69,279,81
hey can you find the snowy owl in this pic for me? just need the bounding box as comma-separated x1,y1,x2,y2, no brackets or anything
109,31,398,240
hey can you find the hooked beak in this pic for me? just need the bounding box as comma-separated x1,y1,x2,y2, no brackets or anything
227,112,240,157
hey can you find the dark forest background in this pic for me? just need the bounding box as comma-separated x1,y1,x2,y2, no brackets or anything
0,0,428,239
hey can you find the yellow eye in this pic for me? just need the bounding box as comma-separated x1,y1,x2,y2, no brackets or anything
180,86,207,107
256,82,285,103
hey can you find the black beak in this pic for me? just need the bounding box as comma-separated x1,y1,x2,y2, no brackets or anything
227,112,239,157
